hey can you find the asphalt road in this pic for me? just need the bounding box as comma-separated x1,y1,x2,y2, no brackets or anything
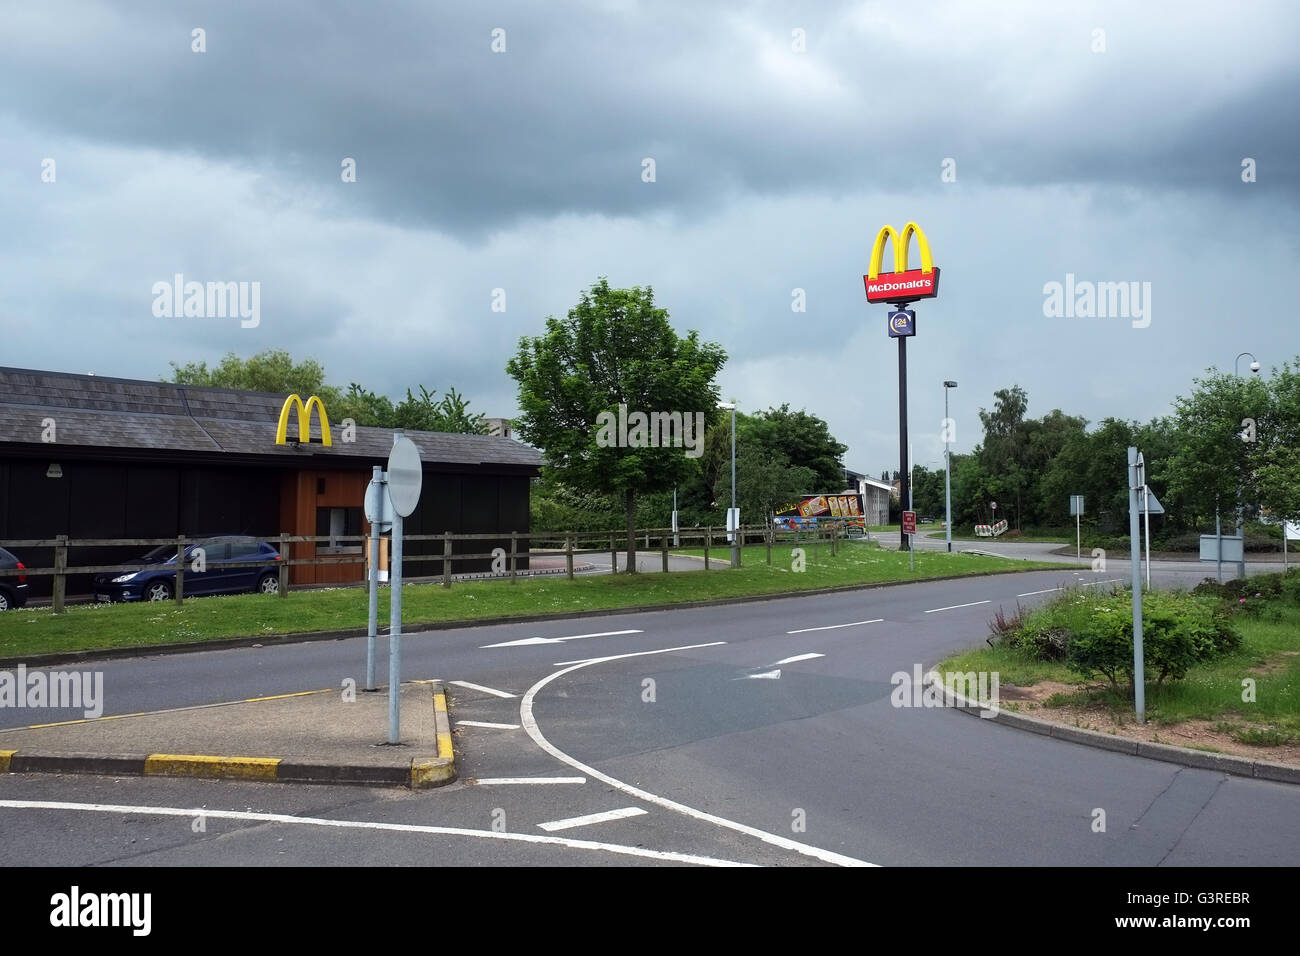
2,562,1296,867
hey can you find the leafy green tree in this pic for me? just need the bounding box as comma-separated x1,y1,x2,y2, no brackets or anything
745,404,848,488
506,278,727,571
978,385,1031,529
334,383,397,428
393,385,489,434
168,350,341,403
1167,370,1272,529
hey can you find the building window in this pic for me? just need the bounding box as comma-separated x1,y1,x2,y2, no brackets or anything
316,506,363,552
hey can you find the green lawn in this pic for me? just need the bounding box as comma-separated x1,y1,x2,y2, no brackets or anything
939,604,1300,745
1,541,1055,658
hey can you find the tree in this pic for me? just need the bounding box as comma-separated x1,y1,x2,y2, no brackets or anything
506,278,726,571
168,350,340,403
1166,370,1272,529
168,352,490,435
735,444,817,528
745,404,847,488
392,385,489,434
978,386,1030,530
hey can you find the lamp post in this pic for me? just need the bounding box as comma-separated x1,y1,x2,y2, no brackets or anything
718,401,739,567
943,381,957,552
1232,352,1259,580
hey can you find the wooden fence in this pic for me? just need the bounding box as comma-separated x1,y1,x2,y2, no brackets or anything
0,523,847,612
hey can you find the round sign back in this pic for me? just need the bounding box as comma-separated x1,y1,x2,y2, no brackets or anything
386,436,423,517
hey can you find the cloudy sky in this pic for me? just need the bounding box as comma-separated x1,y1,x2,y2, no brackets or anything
2,0,1296,476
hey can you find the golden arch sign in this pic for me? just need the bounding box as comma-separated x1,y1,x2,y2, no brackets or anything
276,394,332,446
863,221,940,304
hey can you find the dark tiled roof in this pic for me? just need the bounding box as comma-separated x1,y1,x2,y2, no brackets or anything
0,367,540,469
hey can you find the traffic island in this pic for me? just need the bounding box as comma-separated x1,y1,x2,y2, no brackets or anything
0,680,457,789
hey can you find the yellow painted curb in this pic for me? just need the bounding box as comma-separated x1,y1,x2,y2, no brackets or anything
411,685,457,789
0,749,14,773
144,753,281,781
434,691,454,760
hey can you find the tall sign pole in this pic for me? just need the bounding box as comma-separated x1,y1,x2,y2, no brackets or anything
383,432,423,744
898,334,909,550
864,222,939,557
1128,447,1145,724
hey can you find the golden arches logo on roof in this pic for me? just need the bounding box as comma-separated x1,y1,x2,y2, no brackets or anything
863,222,940,304
276,394,332,447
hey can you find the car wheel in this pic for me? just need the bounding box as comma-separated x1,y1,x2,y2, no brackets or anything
257,572,280,595
0,591,9,611
144,580,173,602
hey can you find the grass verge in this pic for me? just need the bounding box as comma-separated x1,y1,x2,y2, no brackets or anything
1,541,1055,657
938,597,1300,752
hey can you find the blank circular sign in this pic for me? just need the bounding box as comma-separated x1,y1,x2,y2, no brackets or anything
386,436,423,517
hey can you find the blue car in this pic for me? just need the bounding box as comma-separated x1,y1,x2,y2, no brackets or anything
92,536,282,603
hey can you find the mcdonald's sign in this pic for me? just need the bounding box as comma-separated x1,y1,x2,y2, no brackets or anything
863,222,940,304
275,394,332,446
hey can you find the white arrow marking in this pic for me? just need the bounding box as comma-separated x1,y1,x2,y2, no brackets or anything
537,807,648,832
475,776,587,785
740,669,782,680
519,644,875,866
482,629,642,649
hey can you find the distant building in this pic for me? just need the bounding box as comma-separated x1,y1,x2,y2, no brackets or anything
485,417,514,440
843,469,892,526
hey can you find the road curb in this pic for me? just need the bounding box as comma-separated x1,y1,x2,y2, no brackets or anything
923,670,1300,785
410,682,457,789
1,564,1058,668
1,682,459,789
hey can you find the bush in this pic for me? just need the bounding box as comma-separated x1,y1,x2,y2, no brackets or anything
1037,588,1244,689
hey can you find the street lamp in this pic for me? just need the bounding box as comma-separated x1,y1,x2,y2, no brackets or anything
1231,353,1259,579
717,402,739,567
943,381,957,552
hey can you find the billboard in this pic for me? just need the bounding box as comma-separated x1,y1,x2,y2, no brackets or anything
773,494,866,532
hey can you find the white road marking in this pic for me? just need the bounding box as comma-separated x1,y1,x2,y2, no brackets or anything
772,653,824,665
924,600,991,614
1016,587,1062,597
786,619,882,634
1081,578,1123,587
474,776,586,785
456,720,520,730
537,807,648,832
482,629,643,649
554,641,725,667
739,669,782,680
0,800,750,867
448,681,517,699
519,643,876,867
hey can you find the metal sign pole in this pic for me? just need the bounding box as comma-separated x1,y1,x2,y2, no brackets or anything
898,333,909,553
1144,485,1152,591
388,505,403,743
1128,447,1145,724
366,465,382,691
1076,510,1081,566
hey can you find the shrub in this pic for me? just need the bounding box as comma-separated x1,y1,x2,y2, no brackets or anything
1062,589,1241,689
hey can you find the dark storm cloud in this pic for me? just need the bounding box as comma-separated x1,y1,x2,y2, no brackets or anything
4,0,1295,242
